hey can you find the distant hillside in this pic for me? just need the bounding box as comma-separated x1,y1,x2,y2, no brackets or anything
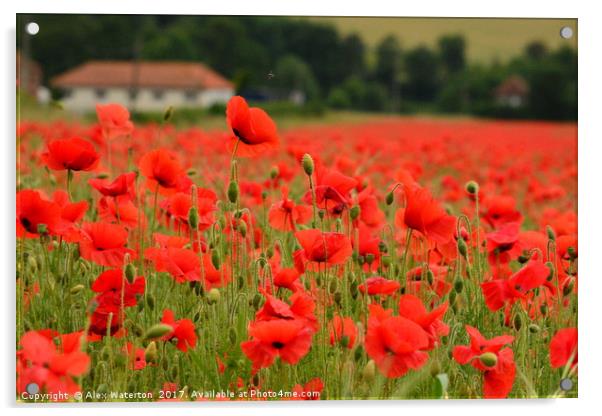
304,17,577,63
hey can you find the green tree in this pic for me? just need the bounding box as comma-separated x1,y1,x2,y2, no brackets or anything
438,34,466,75
272,55,320,100
403,46,441,101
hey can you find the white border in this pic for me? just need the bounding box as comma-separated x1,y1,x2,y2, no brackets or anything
2,1,601,416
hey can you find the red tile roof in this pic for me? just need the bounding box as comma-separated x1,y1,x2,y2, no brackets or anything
52,61,233,90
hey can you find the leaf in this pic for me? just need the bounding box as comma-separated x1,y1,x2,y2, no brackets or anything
432,373,449,399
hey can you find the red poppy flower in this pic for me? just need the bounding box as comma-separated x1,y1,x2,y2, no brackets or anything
89,172,136,198
357,188,385,228
241,319,314,371
52,190,89,239
226,95,279,157
255,291,317,331
42,137,99,171
482,195,522,229
96,103,134,140
452,325,516,398
290,378,323,400
481,259,550,312
145,247,201,283
304,166,358,215
329,315,357,349
200,252,232,289
98,195,145,229
365,304,430,378
358,276,400,296
91,268,145,311
404,186,456,244
124,342,148,370
268,187,312,231
398,294,449,349
273,268,303,292
294,229,352,271
17,330,90,397
78,222,135,267
138,148,188,194
16,189,61,238
161,309,198,352
160,188,218,232
486,222,521,265
549,327,577,369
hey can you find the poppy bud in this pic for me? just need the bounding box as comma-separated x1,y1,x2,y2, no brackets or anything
258,255,267,269
70,284,85,295
545,261,554,281
563,279,575,296
146,294,155,310
350,280,359,297
354,345,364,362
266,246,274,259
465,181,479,195
479,352,498,368
269,165,279,179
518,254,529,264
187,168,197,177
567,246,577,260
163,106,174,122
227,181,239,204
513,314,522,330
381,255,392,267
528,324,540,333
318,209,325,220
95,172,109,179
261,190,268,201
362,360,376,381
125,263,137,284
252,293,263,310
334,291,342,306
453,278,464,293
448,290,457,306
228,327,238,345
340,335,350,348
188,206,199,229
211,250,221,270
302,154,314,176
238,221,247,238
36,223,48,235
546,225,556,242
457,238,468,258
329,279,338,294
349,205,361,221
365,253,375,265
540,303,548,316
426,269,434,285
145,341,158,363
207,288,221,304
144,324,173,340
132,323,143,337
385,191,394,206
26,255,38,271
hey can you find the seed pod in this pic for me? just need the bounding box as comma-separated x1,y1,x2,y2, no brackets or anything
70,284,85,295
227,181,239,204
302,154,314,176
362,360,376,381
145,341,158,363
365,253,375,265
457,238,468,258
479,352,498,368
465,181,479,195
207,288,221,304
125,263,137,284
143,324,173,340
188,206,199,229
349,205,361,221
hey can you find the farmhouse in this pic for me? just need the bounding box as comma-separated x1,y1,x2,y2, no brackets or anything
51,60,235,113
494,75,529,109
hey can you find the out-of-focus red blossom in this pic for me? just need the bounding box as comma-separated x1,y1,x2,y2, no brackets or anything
16,189,61,238
403,186,456,244
329,315,357,349
452,325,516,398
294,229,352,271
98,195,145,229
124,342,148,370
241,319,314,372
398,294,449,349
42,137,99,171
160,309,198,352
96,103,134,140
145,246,201,283
77,222,135,267
365,304,430,378
226,95,279,157
138,148,190,195
482,195,522,229
17,330,90,397
486,222,521,266
358,276,400,296
273,268,303,292
89,172,136,198
549,327,577,369
290,378,323,400
268,187,312,231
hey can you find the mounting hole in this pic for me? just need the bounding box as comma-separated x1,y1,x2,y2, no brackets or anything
25,22,39,35
560,26,573,39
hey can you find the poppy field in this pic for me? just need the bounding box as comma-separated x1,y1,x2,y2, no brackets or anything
16,98,578,402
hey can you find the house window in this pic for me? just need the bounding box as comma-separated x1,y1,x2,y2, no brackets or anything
95,89,106,99
185,90,198,102
129,89,138,100
153,90,164,100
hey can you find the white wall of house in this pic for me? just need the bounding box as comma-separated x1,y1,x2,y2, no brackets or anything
60,86,234,113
